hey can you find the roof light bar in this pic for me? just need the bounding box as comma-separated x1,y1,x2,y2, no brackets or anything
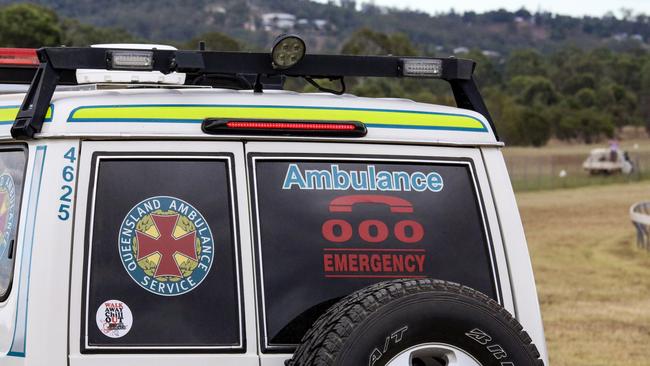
202,119,367,137
4,44,496,140
107,50,154,70
0,48,39,66
400,58,443,78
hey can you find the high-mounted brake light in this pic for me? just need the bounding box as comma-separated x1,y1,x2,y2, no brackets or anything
400,58,443,78
202,119,367,137
0,48,39,66
226,121,355,130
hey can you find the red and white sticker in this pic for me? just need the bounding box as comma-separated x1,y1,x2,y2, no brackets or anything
96,300,133,338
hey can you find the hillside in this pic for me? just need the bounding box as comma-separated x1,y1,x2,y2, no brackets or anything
3,0,650,55
0,1,647,146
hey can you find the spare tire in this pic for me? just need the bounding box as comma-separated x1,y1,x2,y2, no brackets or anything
287,279,543,366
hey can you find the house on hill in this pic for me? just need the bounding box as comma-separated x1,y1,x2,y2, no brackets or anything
262,12,296,31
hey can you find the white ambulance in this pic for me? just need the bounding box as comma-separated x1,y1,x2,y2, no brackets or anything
0,38,547,366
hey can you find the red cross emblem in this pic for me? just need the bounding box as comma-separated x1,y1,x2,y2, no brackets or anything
135,213,198,278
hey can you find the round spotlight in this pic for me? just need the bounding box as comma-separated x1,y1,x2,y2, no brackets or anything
271,34,306,70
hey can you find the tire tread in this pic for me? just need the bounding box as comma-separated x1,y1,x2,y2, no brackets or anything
286,278,544,366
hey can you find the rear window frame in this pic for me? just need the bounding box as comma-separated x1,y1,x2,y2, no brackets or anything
80,151,246,353
248,152,502,352
0,144,28,303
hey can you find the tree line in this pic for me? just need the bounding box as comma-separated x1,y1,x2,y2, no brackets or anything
313,28,650,146
0,3,647,146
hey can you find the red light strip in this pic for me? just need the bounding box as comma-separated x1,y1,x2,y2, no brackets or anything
0,48,39,66
226,121,357,131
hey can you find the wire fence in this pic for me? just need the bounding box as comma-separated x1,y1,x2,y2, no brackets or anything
504,149,650,191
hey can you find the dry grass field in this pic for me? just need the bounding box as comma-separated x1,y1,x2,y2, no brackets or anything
518,181,650,365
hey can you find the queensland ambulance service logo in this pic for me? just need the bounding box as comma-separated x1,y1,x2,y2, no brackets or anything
0,173,16,258
118,196,214,296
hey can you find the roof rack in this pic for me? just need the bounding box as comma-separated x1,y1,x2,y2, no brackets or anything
0,46,495,139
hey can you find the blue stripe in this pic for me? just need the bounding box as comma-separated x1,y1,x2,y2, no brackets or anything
68,118,203,124
366,123,487,131
8,145,47,358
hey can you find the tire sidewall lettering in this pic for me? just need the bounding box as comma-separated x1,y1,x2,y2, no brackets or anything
335,293,532,366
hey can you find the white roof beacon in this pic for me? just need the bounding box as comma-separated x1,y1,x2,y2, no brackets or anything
75,44,186,85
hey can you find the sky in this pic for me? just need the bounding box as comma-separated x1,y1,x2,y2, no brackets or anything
319,0,650,17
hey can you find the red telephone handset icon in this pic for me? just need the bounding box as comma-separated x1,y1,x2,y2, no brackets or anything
328,195,414,213
323,194,424,244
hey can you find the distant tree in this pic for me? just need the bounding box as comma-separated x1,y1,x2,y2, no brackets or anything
514,8,532,19
554,107,614,143
465,50,502,87
565,50,607,79
349,78,404,98
485,9,515,23
619,8,634,21
340,0,356,11
640,60,650,133
360,3,381,16
597,82,639,128
496,102,551,146
61,19,136,47
495,102,525,144
342,30,374,55
548,15,580,40
560,73,596,95
224,2,251,29
182,32,240,51
462,11,477,23
0,3,62,47
508,76,559,106
574,88,597,108
610,54,642,92
505,49,548,79
521,107,552,146
341,28,417,56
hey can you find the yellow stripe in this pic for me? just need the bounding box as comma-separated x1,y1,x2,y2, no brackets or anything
0,106,53,123
68,105,487,131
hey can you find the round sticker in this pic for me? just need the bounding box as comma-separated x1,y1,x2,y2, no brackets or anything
118,196,214,296
96,300,133,338
0,173,16,258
